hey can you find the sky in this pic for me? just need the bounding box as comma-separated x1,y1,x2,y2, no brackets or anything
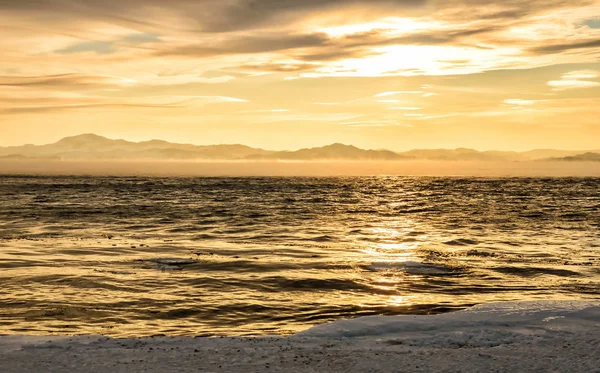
0,0,599,151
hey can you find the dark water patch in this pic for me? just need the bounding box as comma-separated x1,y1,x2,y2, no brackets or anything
54,248,112,256
268,277,382,293
419,249,455,259
143,258,197,266
192,233,218,240
518,211,548,218
0,259,49,268
406,283,546,295
397,207,436,214
22,307,110,320
93,269,136,275
444,238,479,246
491,266,582,278
465,249,496,257
50,277,145,293
499,241,522,247
310,235,337,242
122,224,161,231
560,283,600,294
182,260,352,274
346,209,378,214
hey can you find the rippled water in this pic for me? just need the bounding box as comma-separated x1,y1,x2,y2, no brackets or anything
0,176,599,336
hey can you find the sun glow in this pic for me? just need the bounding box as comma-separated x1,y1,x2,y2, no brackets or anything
303,45,523,77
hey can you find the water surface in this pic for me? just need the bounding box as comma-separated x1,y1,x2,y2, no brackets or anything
0,176,599,336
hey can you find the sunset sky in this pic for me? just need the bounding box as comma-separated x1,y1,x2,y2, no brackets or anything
1,0,599,151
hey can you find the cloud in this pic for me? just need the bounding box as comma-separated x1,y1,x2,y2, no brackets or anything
2,0,599,81
235,62,321,73
0,0,599,117
137,74,236,86
548,80,600,90
0,103,175,115
57,41,116,55
504,99,536,106
155,33,330,57
239,109,289,113
0,71,235,90
191,96,248,103
562,70,599,79
390,106,422,110
528,39,600,54
294,48,380,62
374,91,422,97
54,33,161,55
0,94,249,115
340,119,410,127
547,70,600,90
0,0,428,33
0,74,114,88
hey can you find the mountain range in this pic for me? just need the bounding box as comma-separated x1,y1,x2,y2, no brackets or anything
1,134,599,162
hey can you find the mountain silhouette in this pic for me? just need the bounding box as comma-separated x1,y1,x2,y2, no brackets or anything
0,134,598,161
543,152,600,162
246,143,410,160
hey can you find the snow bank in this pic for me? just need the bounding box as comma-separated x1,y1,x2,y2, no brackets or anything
296,300,600,347
2,301,600,373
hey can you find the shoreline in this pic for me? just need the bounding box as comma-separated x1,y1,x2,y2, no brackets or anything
3,301,599,372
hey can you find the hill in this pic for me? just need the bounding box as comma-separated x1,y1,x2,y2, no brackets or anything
246,143,411,160
1,134,598,162
543,152,600,162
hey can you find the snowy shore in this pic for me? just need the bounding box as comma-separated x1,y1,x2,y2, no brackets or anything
2,301,599,373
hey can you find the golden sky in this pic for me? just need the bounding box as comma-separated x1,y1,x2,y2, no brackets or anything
1,0,599,150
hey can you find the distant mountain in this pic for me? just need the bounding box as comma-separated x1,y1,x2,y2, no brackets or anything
519,149,592,160
247,143,411,160
0,154,29,160
0,134,598,162
543,152,600,162
399,148,523,161
0,134,271,160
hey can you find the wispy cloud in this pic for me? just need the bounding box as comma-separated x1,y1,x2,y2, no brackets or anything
547,70,600,90
340,119,412,127
548,80,600,90
504,99,536,106
374,91,422,97
390,107,422,110
562,70,599,80
529,39,600,55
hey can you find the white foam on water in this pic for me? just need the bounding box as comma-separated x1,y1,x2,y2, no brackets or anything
365,261,457,275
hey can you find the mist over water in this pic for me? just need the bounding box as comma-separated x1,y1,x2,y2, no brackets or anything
1,159,600,177
0,175,599,336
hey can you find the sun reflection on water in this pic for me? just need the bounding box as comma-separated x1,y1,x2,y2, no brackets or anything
359,225,427,264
